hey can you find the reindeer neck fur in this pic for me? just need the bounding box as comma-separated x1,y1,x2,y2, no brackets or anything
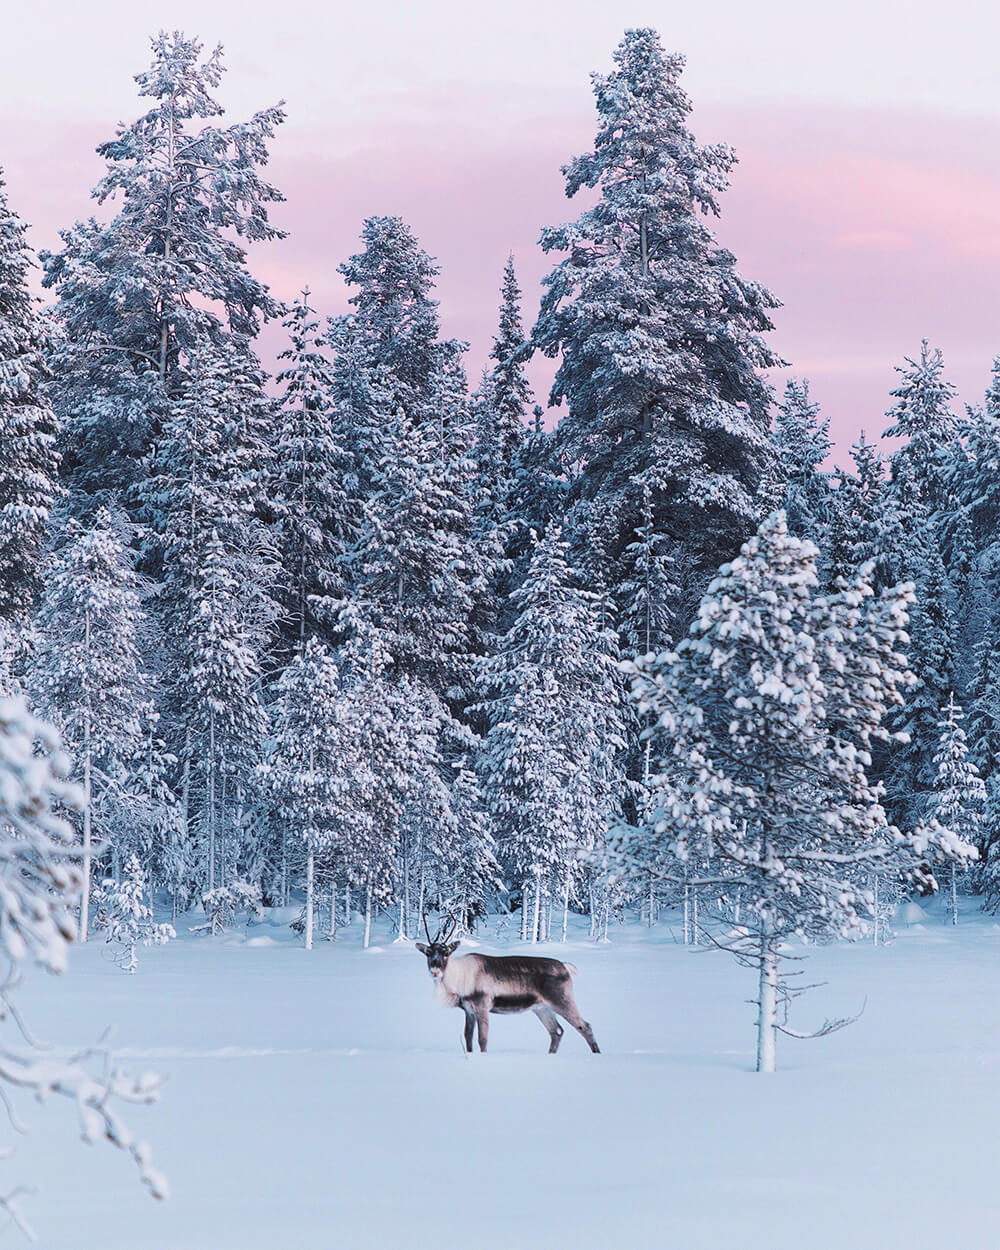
435,952,480,1006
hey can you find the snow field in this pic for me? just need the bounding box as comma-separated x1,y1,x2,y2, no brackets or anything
14,904,1000,1250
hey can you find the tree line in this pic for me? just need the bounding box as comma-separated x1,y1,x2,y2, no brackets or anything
0,28,991,992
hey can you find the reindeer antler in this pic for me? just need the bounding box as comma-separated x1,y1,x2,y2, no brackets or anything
435,915,459,945
423,913,433,944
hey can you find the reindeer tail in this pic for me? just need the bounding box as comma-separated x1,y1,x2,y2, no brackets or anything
564,962,579,976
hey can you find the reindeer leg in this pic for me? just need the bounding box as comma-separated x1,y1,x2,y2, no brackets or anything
550,987,600,1054
533,1004,564,1054
475,1003,490,1053
461,1003,475,1053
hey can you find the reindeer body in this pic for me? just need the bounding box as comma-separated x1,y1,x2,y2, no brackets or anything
418,939,600,1054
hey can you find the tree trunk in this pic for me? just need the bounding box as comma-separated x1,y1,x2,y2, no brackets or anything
531,877,541,944
328,884,337,940
951,864,959,926
683,880,690,945
207,710,216,893
363,879,372,949
521,880,529,942
305,848,314,950
561,871,570,943
756,936,779,1073
873,876,880,947
416,865,425,940
345,881,351,928
80,748,92,943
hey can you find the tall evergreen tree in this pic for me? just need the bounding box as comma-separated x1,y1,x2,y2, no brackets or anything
41,33,285,511
481,254,531,479
477,527,625,941
533,28,781,628
826,433,886,584
929,694,985,924
265,638,341,949
883,341,960,516
772,378,833,545
30,509,148,940
337,216,449,424
0,170,60,619
273,293,354,648
617,511,972,1071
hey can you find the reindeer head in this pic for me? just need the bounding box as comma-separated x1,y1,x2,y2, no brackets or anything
415,915,459,981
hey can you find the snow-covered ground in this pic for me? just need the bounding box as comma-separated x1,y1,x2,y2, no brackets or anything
14,901,1000,1249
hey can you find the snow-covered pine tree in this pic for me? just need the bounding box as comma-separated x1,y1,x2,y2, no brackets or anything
96,853,175,973
142,337,277,895
883,538,960,828
958,362,1000,577
338,215,451,426
30,508,148,941
322,610,418,947
826,433,887,585
41,33,285,512
265,637,341,949
477,527,626,941
533,28,781,629
479,254,531,485
883,341,960,517
929,694,985,924
273,293,355,650
0,170,60,620
618,483,680,659
342,403,478,696
616,511,973,1071
184,530,268,895
967,608,1000,791
773,379,833,546
441,760,501,933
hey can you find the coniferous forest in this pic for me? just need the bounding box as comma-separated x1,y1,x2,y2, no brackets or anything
3,23,1000,1244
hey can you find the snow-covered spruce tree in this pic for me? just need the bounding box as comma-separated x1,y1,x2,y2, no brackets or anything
264,638,341,949
142,337,277,896
0,697,166,1228
321,611,418,947
619,483,681,660
337,215,449,425
826,433,887,585
929,694,985,924
183,530,268,896
967,608,1000,792
773,379,833,548
477,527,626,941
440,761,501,932
272,293,355,651
96,853,175,973
957,362,1000,576
30,509,147,941
0,170,60,620
616,511,973,1072
533,28,781,629
477,255,531,493
341,402,480,696
883,539,960,829
883,341,960,518
41,32,284,512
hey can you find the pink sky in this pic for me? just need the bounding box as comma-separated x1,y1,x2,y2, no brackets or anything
5,5,1000,459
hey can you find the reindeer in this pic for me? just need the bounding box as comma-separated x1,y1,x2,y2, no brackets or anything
416,917,600,1054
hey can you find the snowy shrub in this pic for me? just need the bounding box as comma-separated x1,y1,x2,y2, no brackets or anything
196,881,262,936
96,855,175,973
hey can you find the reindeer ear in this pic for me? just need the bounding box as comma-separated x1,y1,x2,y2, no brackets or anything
445,941,460,955
415,942,430,955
